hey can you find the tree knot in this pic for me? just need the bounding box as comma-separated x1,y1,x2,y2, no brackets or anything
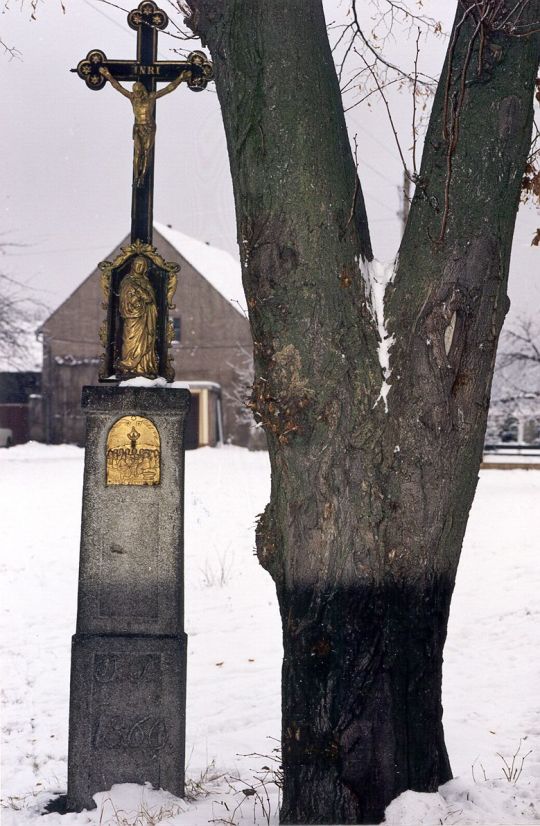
424,286,471,372
250,344,314,444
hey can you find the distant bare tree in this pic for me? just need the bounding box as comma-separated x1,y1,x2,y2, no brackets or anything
500,317,540,367
225,345,256,427
0,271,46,371
225,345,267,448
491,318,540,411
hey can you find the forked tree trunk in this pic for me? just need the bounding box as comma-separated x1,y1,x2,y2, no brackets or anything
186,1,539,822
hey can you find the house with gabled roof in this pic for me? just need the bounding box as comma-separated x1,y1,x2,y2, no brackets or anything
35,224,260,448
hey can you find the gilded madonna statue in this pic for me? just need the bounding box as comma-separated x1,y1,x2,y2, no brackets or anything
117,255,158,376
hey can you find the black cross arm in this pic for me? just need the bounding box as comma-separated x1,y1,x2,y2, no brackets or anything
71,50,213,92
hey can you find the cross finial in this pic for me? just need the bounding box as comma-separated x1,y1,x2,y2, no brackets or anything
128,1,168,31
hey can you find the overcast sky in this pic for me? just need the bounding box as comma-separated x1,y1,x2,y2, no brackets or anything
0,0,538,323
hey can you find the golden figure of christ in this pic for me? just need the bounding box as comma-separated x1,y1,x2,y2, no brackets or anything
99,66,188,186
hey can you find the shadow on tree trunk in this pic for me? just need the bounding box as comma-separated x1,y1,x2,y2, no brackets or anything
279,576,453,824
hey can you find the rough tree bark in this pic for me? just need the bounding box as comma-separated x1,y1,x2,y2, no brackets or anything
185,2,539,823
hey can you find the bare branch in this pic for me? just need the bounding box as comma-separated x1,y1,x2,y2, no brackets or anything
491,318,540,422
355,49,411,179
0,271,47,371
411,27,421,176
93,0,196,42
347,0,437,88
344,134,361,236
0,36,21,60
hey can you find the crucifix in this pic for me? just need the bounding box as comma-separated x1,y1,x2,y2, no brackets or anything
72,0,213,382
66,2,202,811
73,0,213,244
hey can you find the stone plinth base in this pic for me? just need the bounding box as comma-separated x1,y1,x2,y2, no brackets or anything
67,387,190,812
67,633,187,811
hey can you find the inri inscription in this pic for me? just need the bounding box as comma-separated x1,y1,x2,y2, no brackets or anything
106,415,160,485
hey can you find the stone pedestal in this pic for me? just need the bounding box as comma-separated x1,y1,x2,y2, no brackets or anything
67,386,190,811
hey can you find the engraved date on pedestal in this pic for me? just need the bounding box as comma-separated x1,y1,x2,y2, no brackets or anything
94,653,158,684
93,715,168,750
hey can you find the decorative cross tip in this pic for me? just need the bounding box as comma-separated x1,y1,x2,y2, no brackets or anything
186,51,214,92
75,50,107,90
128,1,168,32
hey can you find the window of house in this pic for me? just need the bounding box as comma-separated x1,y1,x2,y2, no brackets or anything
172,317,181,343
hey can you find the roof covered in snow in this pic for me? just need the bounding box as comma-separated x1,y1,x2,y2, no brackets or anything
155,223,246,316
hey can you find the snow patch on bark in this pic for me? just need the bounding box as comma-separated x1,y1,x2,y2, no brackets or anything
358,256,397,411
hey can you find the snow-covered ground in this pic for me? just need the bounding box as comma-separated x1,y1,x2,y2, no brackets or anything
1,444,539,826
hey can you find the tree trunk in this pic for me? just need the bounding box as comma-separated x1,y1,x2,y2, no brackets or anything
185,1,540,822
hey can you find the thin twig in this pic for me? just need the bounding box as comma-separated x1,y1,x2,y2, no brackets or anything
0,37,22,60
93,0,195,41
411,27,421,176
344,134,360,235
349,0,436,87
355,49,410,178
344,76,404,110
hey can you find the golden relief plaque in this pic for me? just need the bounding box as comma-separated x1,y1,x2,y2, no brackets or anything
106,415,160,486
